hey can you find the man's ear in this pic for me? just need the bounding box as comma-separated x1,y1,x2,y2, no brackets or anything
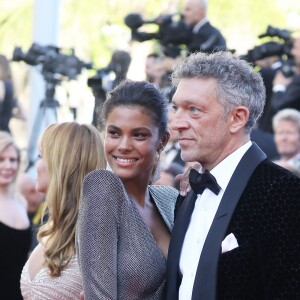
230,106,249,133
158,132,170,153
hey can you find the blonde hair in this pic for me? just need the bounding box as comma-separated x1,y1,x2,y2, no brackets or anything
0,131,20,192
37,122,106,277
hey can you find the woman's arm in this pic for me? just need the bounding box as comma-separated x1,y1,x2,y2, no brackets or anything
77,169,125,299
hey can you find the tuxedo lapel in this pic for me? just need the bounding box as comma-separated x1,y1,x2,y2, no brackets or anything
192,143,267,300
166,191,198,299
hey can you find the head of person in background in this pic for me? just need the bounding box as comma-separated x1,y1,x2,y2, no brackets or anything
156,162,185,190
183,0,207,26
20,122,106,299
272,108,300,164
110,50,132,86
18,172,45,218
0,131,20,191
145,53,166,86
182,0,226,54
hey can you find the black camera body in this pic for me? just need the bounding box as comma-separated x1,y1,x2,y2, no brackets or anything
124,13,192,58
13,43,91,82
242,26,294,77
87,65,116,94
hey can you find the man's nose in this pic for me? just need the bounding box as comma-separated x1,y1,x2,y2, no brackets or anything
171,110,189,131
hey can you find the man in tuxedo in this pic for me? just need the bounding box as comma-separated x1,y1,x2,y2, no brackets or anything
166,51,300,299
183,0,226,54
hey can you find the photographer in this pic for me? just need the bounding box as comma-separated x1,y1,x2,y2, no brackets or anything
183,0,227,54
270,35,300,114
88,50,131,127
125,1,226,59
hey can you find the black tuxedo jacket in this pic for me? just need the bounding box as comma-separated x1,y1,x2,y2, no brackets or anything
166,143,300,299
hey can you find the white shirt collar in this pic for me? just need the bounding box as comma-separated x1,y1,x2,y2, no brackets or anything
210,141,252,192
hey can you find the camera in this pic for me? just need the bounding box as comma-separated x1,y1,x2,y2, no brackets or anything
88,50,131,95
124,12,192,58
87,64,116,94
241,25,294,77
12,43,92,82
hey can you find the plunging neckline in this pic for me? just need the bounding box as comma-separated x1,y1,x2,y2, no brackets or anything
128,191,170,260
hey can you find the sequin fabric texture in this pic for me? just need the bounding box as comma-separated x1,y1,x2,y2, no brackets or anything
77,169,178,299
20,255,83,299
217,161,300,299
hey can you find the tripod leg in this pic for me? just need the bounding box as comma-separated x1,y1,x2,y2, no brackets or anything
26,105,57,171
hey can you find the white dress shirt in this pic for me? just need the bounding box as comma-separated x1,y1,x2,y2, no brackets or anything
179,141,252,300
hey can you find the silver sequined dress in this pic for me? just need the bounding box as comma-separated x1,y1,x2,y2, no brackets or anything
77,169,178,299
20,255,83,299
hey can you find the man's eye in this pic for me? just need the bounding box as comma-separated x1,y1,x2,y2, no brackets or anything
190,107,200,113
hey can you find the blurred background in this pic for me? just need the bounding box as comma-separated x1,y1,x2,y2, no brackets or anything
1,0,300,161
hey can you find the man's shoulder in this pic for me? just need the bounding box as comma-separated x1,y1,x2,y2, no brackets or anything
249,159,300,189
253,159,297,176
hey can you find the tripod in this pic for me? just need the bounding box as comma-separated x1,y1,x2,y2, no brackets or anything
26,77,60,171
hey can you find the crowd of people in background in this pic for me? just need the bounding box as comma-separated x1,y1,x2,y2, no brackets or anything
1,0,300,298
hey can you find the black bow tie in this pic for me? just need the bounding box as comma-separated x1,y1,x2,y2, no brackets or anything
189,168,221,195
